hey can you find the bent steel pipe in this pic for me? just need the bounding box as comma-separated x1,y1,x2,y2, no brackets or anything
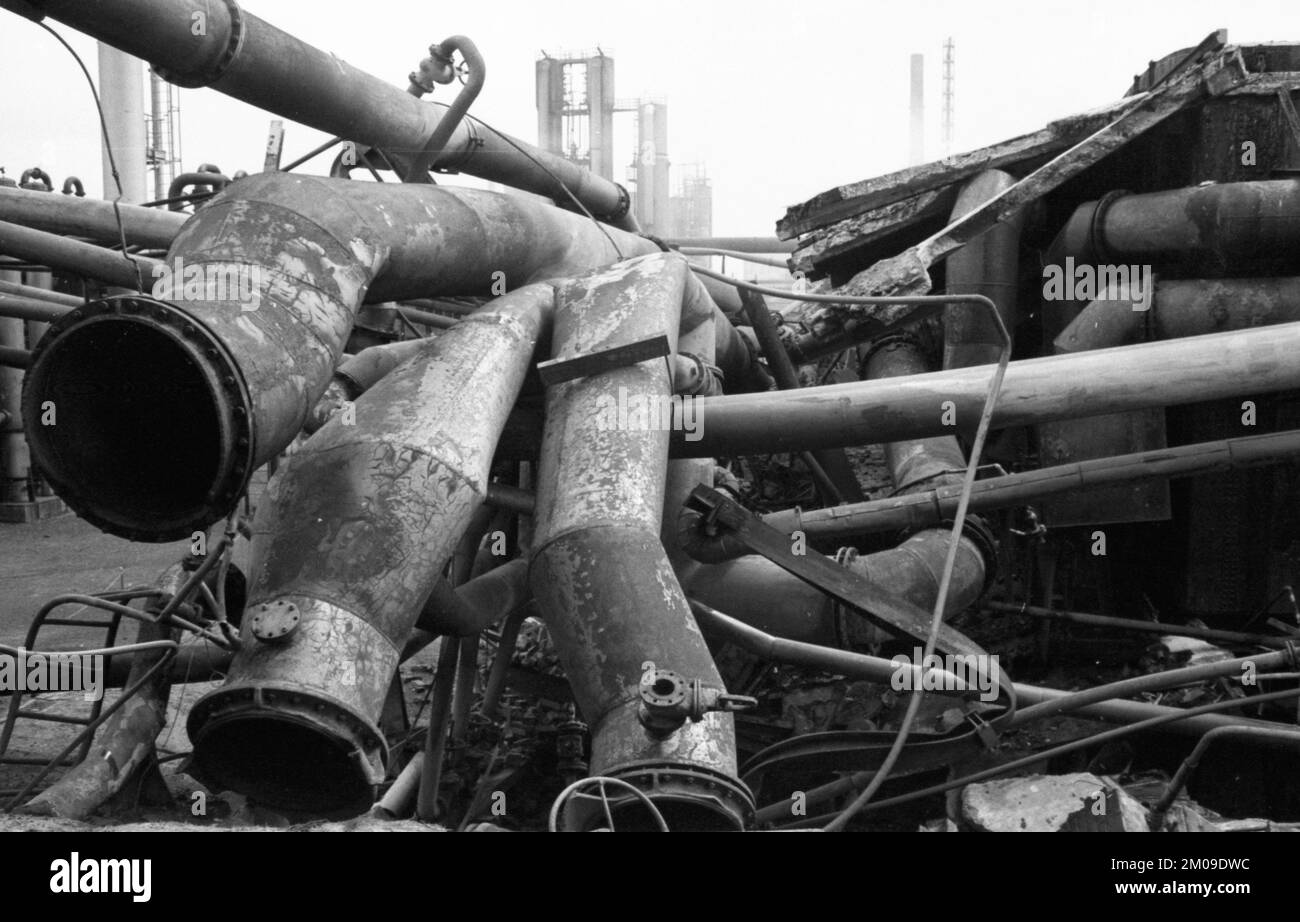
530,253,754,831
20,173,755,541
1064,179,1300,267
943,170,1023,370
185,285,552,816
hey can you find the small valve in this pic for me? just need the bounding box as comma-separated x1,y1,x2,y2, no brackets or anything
637,669,756,738
409,44,457,96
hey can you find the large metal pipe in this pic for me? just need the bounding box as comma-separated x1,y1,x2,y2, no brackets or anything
660,273,725,573
19,173,752,542
1046,275,1300,526
0,185,185,249
0,182,742,317
685,336,990,644
1,0,635,228
1062,179,1300,266
683,530,987,648
672,322,1300,457
864,336,968,492
530,254,754,831
304,338,430,435
411,558,531,638
943,170,1023,369
186,285,552,816
1055,276,1300,353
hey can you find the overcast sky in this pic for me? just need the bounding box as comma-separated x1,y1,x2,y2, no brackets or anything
0,0,1294,235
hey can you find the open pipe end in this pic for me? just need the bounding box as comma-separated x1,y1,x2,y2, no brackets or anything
21,295,253,542
186,685,387,817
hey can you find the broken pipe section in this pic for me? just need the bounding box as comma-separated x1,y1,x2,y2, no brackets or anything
185,284,553,816
530,253,754,831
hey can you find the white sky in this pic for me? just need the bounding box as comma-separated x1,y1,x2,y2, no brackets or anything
0,0,1295,235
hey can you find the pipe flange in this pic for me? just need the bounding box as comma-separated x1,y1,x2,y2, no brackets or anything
858,332,925,371
154,0,246,88
187,682,388,772
186,682,388,815
604,183,633,222
250,600,301,643
22,294,255,542
1088,189,1130,266
940,514,1000,596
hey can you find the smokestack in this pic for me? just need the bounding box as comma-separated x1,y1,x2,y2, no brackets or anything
96,43,147,203
909,53,925,166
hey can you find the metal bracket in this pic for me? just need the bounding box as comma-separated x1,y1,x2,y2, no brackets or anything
685,484,985,658
536,332,671,387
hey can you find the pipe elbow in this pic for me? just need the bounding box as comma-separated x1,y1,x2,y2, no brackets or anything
19,167,51,190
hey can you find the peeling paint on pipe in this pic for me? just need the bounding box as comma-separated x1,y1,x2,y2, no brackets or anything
530,253,754,830
185,285,552,816
21,173,751,541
